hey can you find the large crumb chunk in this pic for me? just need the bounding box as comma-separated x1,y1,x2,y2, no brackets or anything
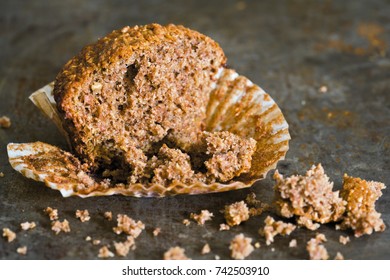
224,201,250,227
2,228,16,242
340,174,386,237
259,216,296,245
306,233,329,260
17,246,27,255
75,209,91,222
98,246,114,258
149,144,197,185
0,116,11,128
274,164,346,229
163,246,190,260
190,210,214,225
203,131,257,182
114,236,136,257
51,219,71,234
20,222,36,231
113,214,145,238
44,207,59,221
229,233,254,260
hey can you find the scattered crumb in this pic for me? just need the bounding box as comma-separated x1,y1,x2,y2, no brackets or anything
51,219,70,235
229,233,254,260
98,246,114,258
114,236,136,257
153,228,161,237
319,85,328,93
85,236,92,241
75,210,90,222
190,210,214,225
219,223,230,231
113,214,145,238
17,246,27,255
215,255,220,260
297,216,320,231
0,172,4,178
0,116,11,128
339,235,350,245
334,252,344,260
289,239,297,248
340,174,386,237
163,246,190,260
259,216,296,245
2,228,16,242
271,247,275,252
201,243,211,255
254,242,261,249
224,201,249,226
274,164,346,229
306,233,329,260
104,211,113,221
246,193,269,216
20,221,36,231
182,219,191,226
44,207,58,221
92,239,101,245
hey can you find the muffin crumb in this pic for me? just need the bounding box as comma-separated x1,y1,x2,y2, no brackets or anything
190,210,213,225
153,228,161,237
17,246,27,255
182,219,191,226
75,210,90,222
0,172,4,178
339,235,350,245
340,174,386,237
224,201,249,227
0,116,11,128
289,239,297,248
98,246,114,258
92,239,101,245
51,219,70,234
104,211,113,221
229,233,254,260
201,243,211,255
114,236,136,257
2,228,16,242
219,223,230,231
254,242,261,249
259,216,296,245
85,236,92,241
113,214,145,238
163,246,190,260
44,207,58,221
334,252,344,260
306,233,329,260
20,221,36,231
274,164,346,229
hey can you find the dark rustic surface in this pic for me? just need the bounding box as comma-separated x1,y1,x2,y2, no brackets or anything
0,0,389,260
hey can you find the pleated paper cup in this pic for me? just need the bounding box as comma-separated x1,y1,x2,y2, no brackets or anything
8,67,290,197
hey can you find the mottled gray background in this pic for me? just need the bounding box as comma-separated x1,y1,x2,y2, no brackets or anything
0,0,389,259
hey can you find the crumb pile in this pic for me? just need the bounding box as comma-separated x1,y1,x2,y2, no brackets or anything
306,233,329,260
53,23,257,187
224,201,249,226
163,246,190,260
190,210,214,225
274,164,346,230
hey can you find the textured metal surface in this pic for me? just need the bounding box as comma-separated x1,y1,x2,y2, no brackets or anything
0,0,389,259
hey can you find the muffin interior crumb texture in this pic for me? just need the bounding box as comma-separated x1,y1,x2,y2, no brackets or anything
53,23,258,188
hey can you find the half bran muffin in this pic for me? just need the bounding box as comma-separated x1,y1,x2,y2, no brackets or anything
54,24,227,183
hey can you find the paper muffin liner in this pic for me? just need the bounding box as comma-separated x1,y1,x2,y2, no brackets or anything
7,67,290,197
